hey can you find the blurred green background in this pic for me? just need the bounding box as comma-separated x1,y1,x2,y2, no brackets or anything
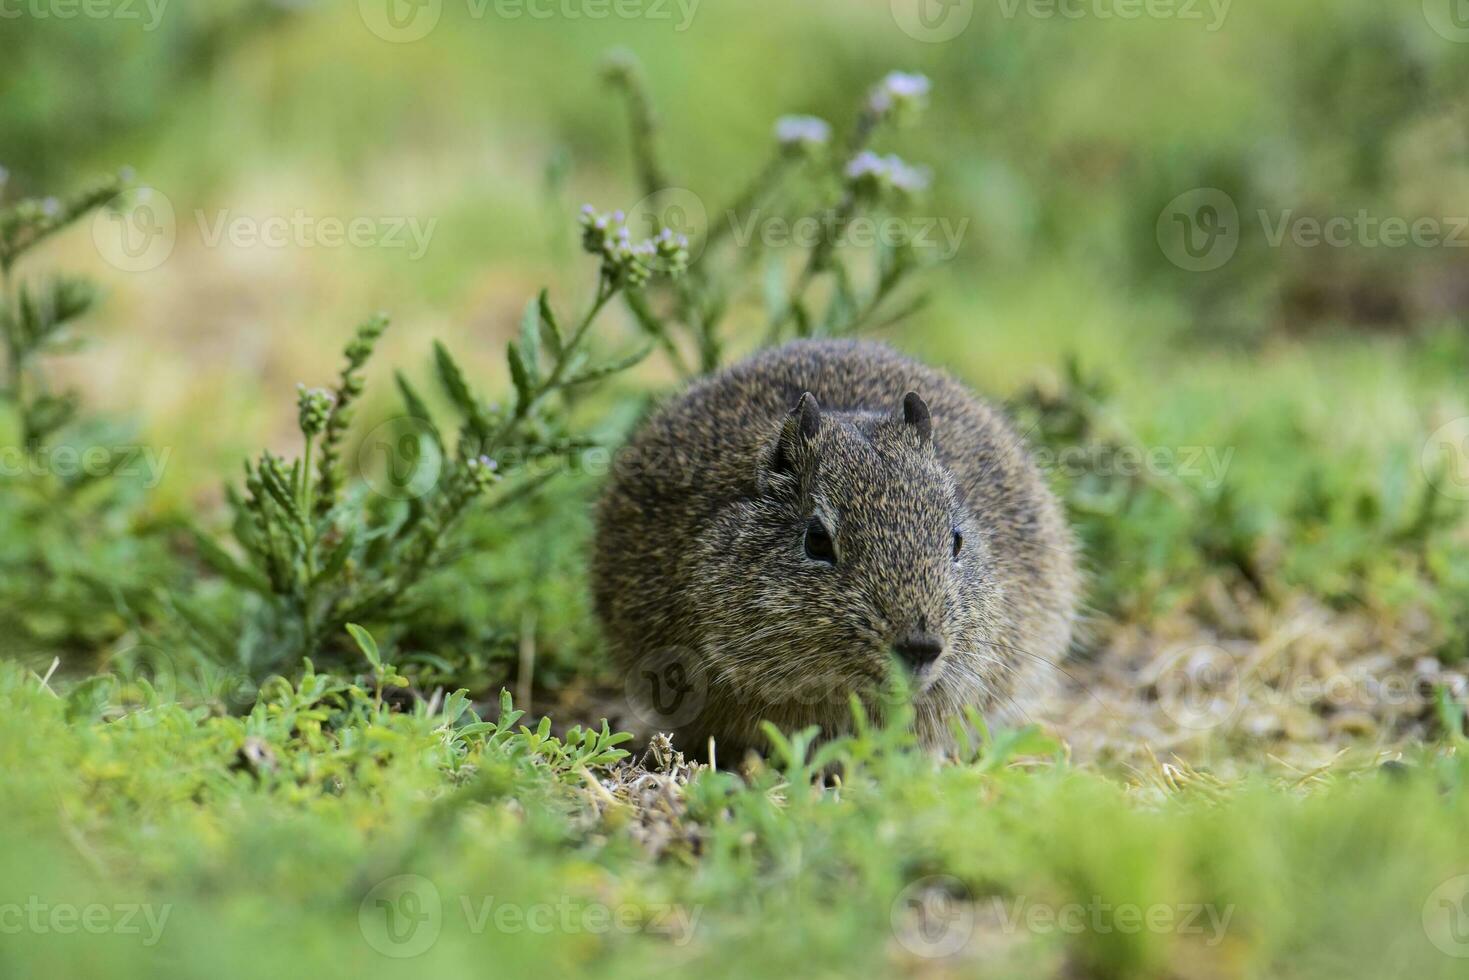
6,0,1468,499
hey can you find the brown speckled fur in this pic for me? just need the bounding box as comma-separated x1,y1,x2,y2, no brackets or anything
594,339,1078,757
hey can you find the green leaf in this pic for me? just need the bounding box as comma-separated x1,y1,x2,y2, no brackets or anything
442,689,471,725
17,281,41,347
49,276,98,328
519,298,542,387
565,342,653,387
790,298,811,338
507,340,533,413
394,371,433,422
191,529,272,594
25,393,78,442
537,289,563,359
497,689,525,731
433,340,478,418
345,623,383,672
394,372,444,453
314,526,357,583
256,456,302,525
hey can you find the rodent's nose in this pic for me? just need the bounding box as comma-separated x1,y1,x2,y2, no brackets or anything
893,632,943,671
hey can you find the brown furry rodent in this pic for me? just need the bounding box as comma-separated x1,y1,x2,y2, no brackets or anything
593,339,1077,756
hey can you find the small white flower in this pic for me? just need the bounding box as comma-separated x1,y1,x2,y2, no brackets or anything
845,151,887,182
888,158,932,194
774,115,832,150
845,153,931,196
869,71,932,117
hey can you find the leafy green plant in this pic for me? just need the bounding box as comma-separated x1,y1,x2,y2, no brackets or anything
1013,353,1469,648
603,54,941,376
0,172,191,667
177,206,687,683
0,170,125,451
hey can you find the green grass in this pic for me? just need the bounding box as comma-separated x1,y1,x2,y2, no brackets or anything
4,660,1469,979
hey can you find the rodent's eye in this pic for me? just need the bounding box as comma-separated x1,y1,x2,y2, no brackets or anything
803,518,837,565
952,528,964,560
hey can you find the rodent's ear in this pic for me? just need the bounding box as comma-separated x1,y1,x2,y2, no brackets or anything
793,391,821,441
901,390,932,443
766,391,821,482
